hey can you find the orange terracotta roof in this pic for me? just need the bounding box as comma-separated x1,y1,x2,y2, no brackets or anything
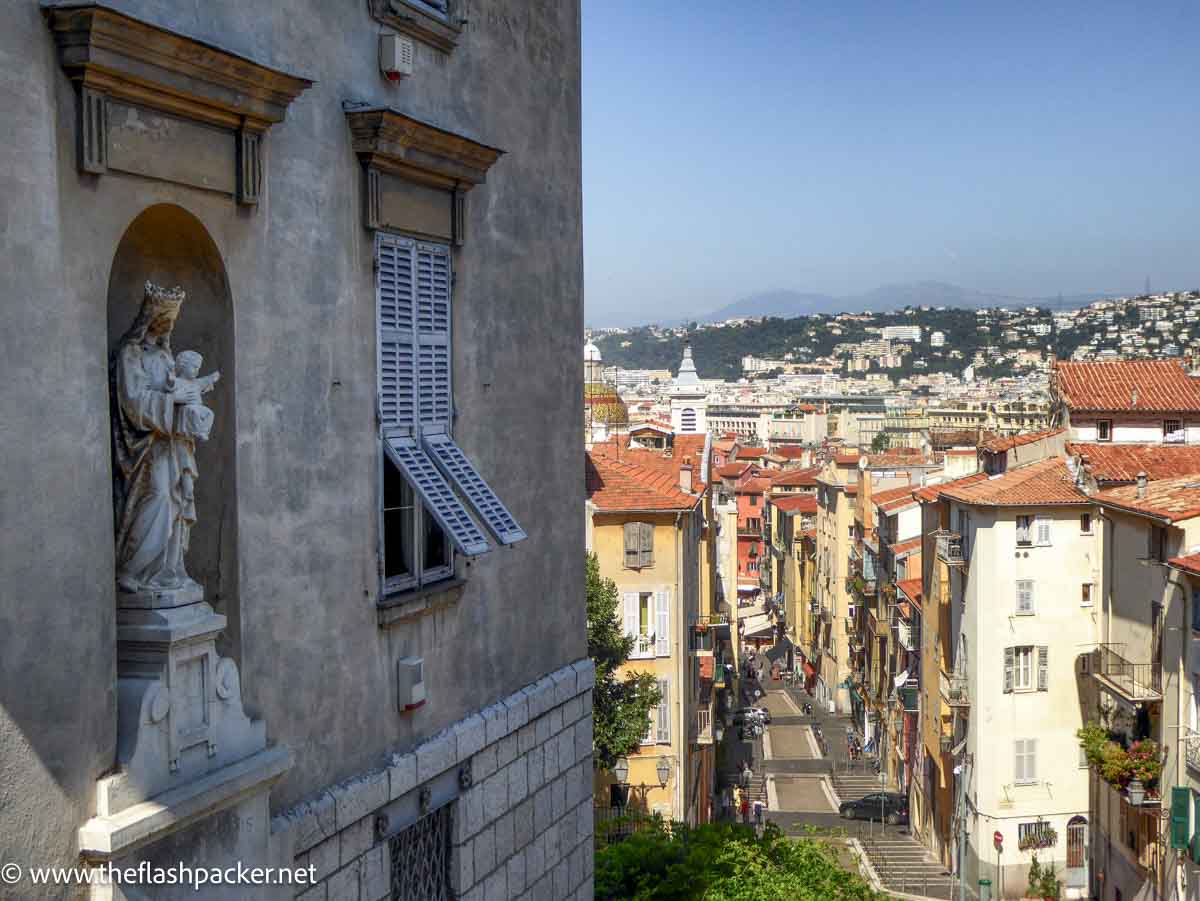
844,484,859,495
872,485,916,513
834,454,861,465
716,462,752,478
939,457,1087,507
585,452,699,511
946,448,978,456
772,495,818,514
981,428,1064,454
737,447,769,458
1055,360,1200,413
1096,474,1200,522
890,537,922,556
630,420,673,433
896,578,923,603
741,478,772,494
770,466,821,487
1168,553,1200,576
1068,443,1200,485
914,472,990,503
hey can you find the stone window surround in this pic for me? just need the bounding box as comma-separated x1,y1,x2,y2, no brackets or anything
272,658,596,901
369,0,463,55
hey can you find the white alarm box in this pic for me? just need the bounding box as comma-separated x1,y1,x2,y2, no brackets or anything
379,34,414,82
397,656,425,712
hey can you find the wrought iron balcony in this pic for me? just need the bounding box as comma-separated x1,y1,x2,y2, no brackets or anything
934,530,964,565
1186,727,1200,774
1092,644,1162,704
895,618,920,652
693,708,713,745
940,671,970,708
690,613,729,628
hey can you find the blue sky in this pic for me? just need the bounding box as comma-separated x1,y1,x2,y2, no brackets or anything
582,2,1200,325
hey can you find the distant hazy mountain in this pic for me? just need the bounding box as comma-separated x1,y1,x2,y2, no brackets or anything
696,281,1123,324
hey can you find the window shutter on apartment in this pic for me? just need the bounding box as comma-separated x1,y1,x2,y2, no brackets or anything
423,433,527,545
624,523,640,568
657,678,670,742
1016,581,1034,614
377,233,417,437
1036,515,1051,545
640,522,655,567
1003,647,1014,693
623,593,639,642
415,242,452,429
1171,787,1190,850
1037,646,1049,691
655,589,670,656
383,440,491,556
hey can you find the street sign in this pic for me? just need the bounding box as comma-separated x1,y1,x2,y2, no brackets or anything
993,831,1003,852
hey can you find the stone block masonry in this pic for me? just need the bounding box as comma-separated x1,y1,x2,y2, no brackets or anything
274,659,596,900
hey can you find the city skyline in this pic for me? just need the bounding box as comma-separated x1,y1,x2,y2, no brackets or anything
583,2,1200,326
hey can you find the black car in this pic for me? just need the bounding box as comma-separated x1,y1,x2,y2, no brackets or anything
731,707,772,726
839,792,909,825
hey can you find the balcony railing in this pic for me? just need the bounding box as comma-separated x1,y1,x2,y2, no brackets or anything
1093,644,1163,703
940,671,970,708
896,619,920,652
934,530,964,565
690,613,729,628
694,708,713,745
630,635,656,659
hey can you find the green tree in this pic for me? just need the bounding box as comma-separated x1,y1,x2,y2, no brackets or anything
588,552,661,770
870,431,890,454
596,821,885,900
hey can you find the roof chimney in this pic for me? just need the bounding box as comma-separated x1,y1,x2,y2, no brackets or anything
1131,387,1139,407
680,457,693,494
1137,471,1147,499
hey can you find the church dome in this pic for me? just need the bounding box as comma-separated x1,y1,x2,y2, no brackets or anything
584,341,602,363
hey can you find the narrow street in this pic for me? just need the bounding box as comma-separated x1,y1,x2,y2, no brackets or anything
721,650,967,900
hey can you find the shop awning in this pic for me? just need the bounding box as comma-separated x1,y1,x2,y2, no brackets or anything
740,614,774,638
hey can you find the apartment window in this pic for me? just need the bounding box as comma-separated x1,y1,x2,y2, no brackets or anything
1013,646,1034,691
624,521,654,569
1019,820,1056,849
1148,526,1168,563
1097,420,1112,442
1015,738,1038,784
1016,580,1035,615
623,590,670,657
1080,512,1093,535
1192,589,1200,633
750,495,760,507
388,803,452,901
1066,818,1087,868
1016,515,1033,546
1081,583,1093,606
1165,419,1184,443
1004,645,1048,693
376,234,525,597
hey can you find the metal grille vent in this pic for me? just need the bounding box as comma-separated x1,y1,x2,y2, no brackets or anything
389,805,452,901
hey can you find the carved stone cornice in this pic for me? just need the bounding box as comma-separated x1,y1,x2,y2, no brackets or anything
367,0,462,54
345,106,504,190
44,2,312,200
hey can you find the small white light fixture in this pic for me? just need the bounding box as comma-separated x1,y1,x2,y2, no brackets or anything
397,656,425,712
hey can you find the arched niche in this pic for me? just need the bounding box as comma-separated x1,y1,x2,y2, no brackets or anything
107,204,240,649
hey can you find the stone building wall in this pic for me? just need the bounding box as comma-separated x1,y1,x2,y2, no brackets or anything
275,661,595,901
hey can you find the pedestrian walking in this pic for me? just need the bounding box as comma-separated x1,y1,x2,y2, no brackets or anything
753,798,765,831
740,796,750,825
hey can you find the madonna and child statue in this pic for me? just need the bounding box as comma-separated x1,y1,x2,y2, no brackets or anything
110,282,220,605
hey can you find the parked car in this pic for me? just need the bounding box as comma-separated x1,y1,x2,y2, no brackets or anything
839,792,909,825
732,707,771,726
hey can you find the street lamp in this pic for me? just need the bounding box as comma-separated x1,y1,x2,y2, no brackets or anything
656,758,672,788
613,757,630,785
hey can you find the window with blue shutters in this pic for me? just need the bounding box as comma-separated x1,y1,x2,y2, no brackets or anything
376,233,525,595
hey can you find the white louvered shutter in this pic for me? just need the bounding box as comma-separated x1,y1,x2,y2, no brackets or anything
1036,515,1051,546
1016,580,1034,614
640,522,655,567
623,593,639,642
416,242,452,430
656,678,670,742
1003,647,1014,693
1038,646,1049,691
655,589,670,656
383,439,490,557
423,433,527,545
377,234,416,438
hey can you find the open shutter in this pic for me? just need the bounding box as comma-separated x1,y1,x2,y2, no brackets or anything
1003,647,1014,693
423,433,526,545
656,678,671,742
1027,739,1037,781
1038,646,1049,691
377,234,416,438
624,523,639,568
1192,795,1200,862
383,439,490,557
1036,515,1051,545
655,589,670,657
640,521,655,568
415,242,452,431
1172,787,1191,850
623,593,639,642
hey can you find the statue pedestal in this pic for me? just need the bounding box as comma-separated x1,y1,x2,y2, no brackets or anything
79,593,291,898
